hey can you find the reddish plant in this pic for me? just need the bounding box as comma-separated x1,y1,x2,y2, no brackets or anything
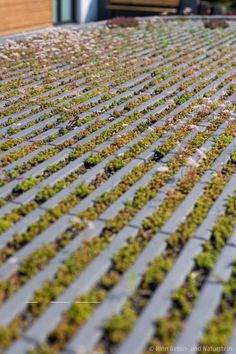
107,16,139,28
203,19,229,29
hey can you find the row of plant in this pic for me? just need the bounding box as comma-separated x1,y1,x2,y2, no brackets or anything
0,24,201,119
38,157,236,354
198,258,236,352
0,94,208,185
0,18,224,83
0,53,233,235
0,24,148,81
0,99,184,198
0,85,228,212
144,194,236,354
1,61,234,194
0,106,235,351
23,136,236,354
0,21,208,84
0,25,229,133
94,161,236,353
0,65,225,159
0,27,201,111
0,34,223,143
0,58,184,143
0,30,232,167
0,97,209,232
0,22,162,74
0,20,235,353
0,91,232,257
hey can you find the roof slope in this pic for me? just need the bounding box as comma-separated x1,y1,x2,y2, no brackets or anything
0,18,235,354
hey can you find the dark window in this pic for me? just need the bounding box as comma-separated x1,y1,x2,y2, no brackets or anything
53,0,76,24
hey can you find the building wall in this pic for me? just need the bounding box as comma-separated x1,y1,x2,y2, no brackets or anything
0,0,52,35
76,0,98,23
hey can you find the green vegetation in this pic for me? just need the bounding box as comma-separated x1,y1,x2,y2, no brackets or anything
0,18,235,354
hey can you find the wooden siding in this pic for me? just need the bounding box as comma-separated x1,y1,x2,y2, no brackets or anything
0,0,52,35
111,0,180,6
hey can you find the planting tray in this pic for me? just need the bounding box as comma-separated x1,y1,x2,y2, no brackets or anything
0,17,236,354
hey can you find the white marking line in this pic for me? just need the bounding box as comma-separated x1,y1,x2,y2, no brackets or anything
24,301,101,304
